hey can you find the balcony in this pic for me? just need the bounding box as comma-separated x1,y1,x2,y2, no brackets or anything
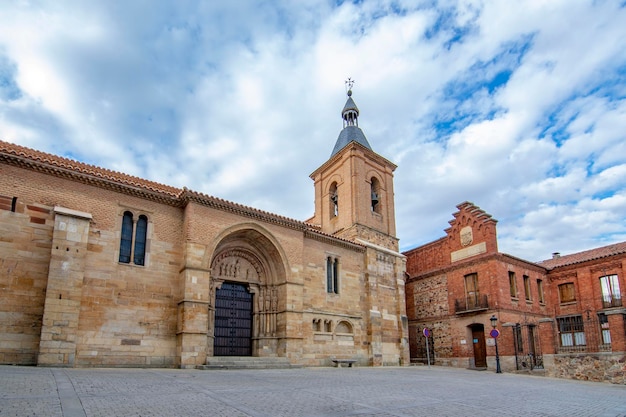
455,295,489,314
601,295,622,308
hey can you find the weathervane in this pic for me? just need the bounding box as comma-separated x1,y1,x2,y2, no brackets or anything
345,77,354,96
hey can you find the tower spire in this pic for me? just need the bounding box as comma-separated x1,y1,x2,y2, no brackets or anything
342,78,359,128
331,79,371,157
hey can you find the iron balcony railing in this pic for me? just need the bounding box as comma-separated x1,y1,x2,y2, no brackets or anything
601,295,622,308
455,294,489,313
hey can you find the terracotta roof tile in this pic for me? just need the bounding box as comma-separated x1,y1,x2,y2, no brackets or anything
0,140,181,197
538,241,626,269
1,140,364,251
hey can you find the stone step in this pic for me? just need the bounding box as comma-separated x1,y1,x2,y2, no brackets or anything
197,356,301,370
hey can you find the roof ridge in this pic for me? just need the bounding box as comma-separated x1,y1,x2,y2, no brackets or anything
538,240,626,269
0,139,181,196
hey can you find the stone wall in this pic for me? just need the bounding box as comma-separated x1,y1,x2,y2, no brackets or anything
546,353,626,384
0,200,51,365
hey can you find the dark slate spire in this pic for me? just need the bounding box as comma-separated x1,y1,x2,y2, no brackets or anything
330,80,372,157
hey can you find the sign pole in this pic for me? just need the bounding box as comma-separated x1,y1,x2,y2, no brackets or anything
423,328,431,369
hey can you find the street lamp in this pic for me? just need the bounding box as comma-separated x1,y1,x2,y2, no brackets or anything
490,315,502,373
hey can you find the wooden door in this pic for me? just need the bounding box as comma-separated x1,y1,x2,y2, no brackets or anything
214,283,253,356
471,325,487,368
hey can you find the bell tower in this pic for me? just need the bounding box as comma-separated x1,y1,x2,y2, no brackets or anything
309,80,398,251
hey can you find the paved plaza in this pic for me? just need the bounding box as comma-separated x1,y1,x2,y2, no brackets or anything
0,365,625,417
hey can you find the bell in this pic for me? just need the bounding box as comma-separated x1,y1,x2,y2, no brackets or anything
371,192,379,204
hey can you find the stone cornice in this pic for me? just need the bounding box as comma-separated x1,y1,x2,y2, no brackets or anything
303,229,366,252
405,252,547,283
310,141,397,179
181,188,309,232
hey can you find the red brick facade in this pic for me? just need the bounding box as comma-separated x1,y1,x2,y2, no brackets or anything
404,202,626,383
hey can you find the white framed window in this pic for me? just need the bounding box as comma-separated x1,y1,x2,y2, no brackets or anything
600,274,621,308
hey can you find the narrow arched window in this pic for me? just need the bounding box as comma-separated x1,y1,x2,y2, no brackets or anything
326,256,333,292
119,211,149,266
119,211,133,263
333,258,339,293
326,256,339,294
133,215,148,266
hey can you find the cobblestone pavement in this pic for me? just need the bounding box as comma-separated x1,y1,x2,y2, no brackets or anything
1,365,625,417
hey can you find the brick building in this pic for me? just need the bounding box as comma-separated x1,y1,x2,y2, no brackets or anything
404,202,626,383
0,90,409,368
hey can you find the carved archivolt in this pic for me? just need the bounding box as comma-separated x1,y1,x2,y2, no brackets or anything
209,248,281,338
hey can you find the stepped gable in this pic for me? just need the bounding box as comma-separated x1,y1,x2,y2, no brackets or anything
539,241,626,270
444,201,497,236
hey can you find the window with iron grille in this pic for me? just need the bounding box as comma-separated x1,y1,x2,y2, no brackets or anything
558,315,585,347
598,313,611,345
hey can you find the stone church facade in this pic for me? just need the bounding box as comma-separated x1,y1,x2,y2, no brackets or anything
0,91,409,368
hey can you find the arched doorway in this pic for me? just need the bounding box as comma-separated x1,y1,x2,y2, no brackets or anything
207,226,287,358
214,282,253,356
469,323,487,368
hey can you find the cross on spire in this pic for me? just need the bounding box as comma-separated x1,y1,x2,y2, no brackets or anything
345,78,354,96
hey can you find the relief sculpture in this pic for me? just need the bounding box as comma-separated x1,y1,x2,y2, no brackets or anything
211,249,262,282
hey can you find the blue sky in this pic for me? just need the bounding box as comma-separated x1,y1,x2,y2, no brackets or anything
1,0,625,261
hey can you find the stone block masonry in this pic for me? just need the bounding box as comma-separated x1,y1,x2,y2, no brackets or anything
38,207,92,367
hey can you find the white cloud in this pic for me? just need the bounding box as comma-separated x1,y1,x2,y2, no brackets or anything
0,0,624,262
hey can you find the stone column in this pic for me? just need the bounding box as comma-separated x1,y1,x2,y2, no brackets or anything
38,207,91,367
365,265,383,366
395,257,410,365
176,267,210,368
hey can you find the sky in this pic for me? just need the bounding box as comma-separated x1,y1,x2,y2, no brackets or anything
1,0,625,262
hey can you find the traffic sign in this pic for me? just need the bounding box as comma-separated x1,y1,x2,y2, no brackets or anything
490,328,500,338
423,328,430,338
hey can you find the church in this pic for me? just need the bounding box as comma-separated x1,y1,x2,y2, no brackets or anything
0,89,409,368
1,89,624,382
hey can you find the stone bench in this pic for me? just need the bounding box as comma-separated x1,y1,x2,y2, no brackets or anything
331,359,356,368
